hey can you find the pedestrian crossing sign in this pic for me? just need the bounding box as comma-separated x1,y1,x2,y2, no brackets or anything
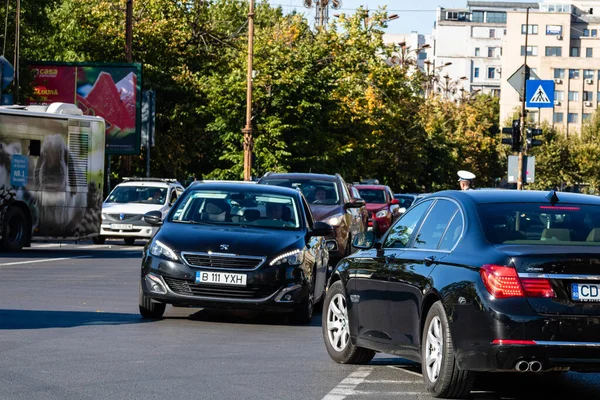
526,80,555,108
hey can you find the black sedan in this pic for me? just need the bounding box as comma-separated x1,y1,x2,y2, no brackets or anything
322,190,600,398
139,182,332,324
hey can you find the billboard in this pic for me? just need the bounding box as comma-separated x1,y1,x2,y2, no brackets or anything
26,62,142,155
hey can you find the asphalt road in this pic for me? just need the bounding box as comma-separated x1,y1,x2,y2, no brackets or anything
2,241,600,400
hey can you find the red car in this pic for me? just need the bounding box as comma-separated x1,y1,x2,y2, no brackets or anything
354,184,401,236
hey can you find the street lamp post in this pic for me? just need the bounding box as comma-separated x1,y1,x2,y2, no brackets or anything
242,0,255,181
423,60,452,98
397,42,430,68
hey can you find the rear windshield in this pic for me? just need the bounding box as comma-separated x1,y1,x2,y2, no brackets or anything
357,189,386,204
478,203,600,245
260,178,340,205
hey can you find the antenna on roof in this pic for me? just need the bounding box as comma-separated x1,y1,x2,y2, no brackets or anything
546,190,559,206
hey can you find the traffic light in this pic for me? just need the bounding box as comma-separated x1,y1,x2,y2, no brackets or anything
526,128,543,150
501,119,521,152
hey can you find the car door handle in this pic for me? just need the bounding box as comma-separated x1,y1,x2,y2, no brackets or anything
424,256,436,266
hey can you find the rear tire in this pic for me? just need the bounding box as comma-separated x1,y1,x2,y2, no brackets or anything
322,281,375,364
92,236,106,245
139,283,166,319
1,207,28,252
124,237,136,245
422,301,474,398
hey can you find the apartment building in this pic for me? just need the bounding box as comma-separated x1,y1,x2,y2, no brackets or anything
499,1,600,134
433,1,538,99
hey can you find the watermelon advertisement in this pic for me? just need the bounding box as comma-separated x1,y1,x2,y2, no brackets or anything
26,62,142,155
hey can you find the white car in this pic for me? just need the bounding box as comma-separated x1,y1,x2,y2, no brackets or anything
95,178,184,245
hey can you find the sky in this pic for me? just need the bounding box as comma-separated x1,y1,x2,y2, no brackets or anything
268,0,466,35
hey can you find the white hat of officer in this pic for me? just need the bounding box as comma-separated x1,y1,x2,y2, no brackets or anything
457,170,476,181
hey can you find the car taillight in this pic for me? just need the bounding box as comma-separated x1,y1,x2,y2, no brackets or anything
521,278,555,298
480,264,555,299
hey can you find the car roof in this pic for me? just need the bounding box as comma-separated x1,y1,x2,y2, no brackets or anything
354,184,387,190
260,172,338,182
429,190,600,206
117,181,175,188
188,181,301,196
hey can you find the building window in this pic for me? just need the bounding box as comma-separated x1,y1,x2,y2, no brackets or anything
593,29,598,37
471,11,484,23
545,46,562,56
554,113,564,123
584,91,593,101
546,25,563,35
568,91,579,101
571,47,580,57
554,68,565,79
568,113,579,123
474,67,479,78
520,46,538,56
584,29,590,37
555,90,564,101
584,69,594,79
491,89,500,97
489,29,495,38
584,113,592,122
570,69,580,79
446,11,458,20
504,29,507,35
475,47,480,56
488,68,496,79
521,24,538,34
486,12,507,23
488,47,496,57
587,48,594,58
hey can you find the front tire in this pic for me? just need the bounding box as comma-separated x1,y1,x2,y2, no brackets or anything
422,301,474,398
1,207,28,251
322,281,375,364
139,284,166,319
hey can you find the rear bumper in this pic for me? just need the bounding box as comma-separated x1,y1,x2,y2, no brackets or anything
458,341,600,372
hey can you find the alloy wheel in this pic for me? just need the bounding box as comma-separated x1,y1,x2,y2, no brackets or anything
327,293,350,352
425,315,443,382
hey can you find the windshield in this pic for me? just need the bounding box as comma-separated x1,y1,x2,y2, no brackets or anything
261,178,340,205
169,189,301,230
394,195,415,209
478,202,600,245
357,189,386,204
106,186,167,205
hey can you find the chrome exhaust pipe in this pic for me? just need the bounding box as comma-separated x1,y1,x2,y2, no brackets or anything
515,360,530,372
529,361,542,373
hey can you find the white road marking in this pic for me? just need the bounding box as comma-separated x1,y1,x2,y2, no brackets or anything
322,367,374,400
351,391,425,396
362,380,418,384
0,255,92,267
388,365,423,377
31,243,62,248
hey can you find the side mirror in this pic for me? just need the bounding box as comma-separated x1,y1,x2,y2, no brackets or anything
398,207,407,214
144,210,163,226
352,231,376,249
346,198,366,208
391,199,400,205
310,221,333,237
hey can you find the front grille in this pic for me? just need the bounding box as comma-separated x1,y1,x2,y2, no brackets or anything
106,213,142,222
163,277,275,299
182,252,265,271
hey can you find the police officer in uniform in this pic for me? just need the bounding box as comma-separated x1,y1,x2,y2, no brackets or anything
457,170,475,190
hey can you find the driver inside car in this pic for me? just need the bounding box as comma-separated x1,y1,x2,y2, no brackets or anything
314,187,327,203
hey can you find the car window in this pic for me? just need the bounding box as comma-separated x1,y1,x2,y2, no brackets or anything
357,189,386,204
438,210,463,251
301,196,314,228
260,178,340,205
413,199,459,250
478,202,600,245
383,200,433,248
106,185,167,205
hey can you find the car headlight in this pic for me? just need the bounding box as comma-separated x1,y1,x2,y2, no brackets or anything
326,215,343,227
376,209,390,218
270,249,304,266
149,240,178,261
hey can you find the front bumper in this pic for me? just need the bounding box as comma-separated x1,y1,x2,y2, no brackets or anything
141,253,310,311
100,223,158,238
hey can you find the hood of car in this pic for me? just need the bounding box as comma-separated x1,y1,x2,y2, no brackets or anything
365,203,387,213
309,204,345,222
156,223,304,257
102,202,165,215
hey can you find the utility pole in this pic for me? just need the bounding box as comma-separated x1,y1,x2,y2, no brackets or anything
126,0,133,63
518,7,530,191
13,0,19,104
242,0,255,181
